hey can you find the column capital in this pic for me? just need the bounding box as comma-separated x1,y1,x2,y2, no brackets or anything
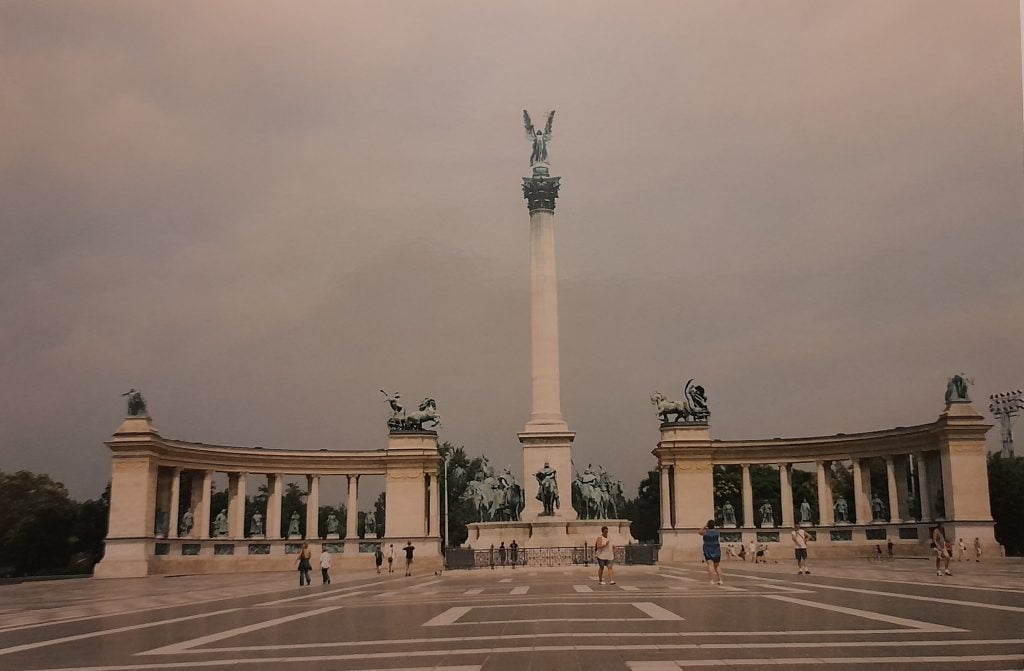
740,463,750,469
522,176,561,212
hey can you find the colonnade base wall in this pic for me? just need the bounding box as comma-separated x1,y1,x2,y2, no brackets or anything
655,401,1000,562
94,417,443,578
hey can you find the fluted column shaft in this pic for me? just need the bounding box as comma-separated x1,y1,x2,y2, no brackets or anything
346,475,359,539
168,468,182,539
741,464,754,528
198,470,213,539
885,457,901,522
228,472,247,538
779,463,794,528
816,461,833,526
660,466,672,529
306,475,320,539
267,474,283,539
916,453,932,522
526,208,566,430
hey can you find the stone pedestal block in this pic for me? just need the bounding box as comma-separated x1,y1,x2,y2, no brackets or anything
519,431,576,522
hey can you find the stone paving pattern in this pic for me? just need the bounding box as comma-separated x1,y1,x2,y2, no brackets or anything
2,558,1024,670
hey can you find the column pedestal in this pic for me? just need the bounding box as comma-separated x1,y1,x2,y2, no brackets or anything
519,431,576,522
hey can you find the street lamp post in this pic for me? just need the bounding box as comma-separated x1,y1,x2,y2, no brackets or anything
990,390,1023,458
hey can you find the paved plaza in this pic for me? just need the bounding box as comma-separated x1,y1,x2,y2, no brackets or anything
2,559,1024,671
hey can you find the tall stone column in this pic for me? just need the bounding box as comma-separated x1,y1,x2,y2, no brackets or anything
228,472,247,538
523,175,566,432
306,475,320,540
659,466,672,529
916,452,931,522
346,475,359,539
885,457,901,522
198,470,213,539
779,463,794,528
741,464,754,528
168,467,182,539
267,474,283,539
519,174,576,521
816,461,833,526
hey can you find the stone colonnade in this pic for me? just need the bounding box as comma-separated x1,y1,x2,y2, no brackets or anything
95,416,442,578
656,401,998,560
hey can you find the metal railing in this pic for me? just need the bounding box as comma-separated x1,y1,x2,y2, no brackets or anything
445,544,659,569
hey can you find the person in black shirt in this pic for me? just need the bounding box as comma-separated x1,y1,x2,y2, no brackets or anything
404,541,415,576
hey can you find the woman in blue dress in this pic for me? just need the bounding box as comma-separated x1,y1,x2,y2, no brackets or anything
699,519,723,585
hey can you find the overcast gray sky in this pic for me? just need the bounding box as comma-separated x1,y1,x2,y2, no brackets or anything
2,1,1022,504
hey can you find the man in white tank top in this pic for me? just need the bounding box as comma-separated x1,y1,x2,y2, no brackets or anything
932,524,952,576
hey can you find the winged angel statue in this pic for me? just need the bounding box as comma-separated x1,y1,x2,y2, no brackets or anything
523,110,555,171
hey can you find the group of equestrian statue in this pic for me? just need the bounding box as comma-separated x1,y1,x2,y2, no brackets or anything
462,458,526,522
572,464,623,520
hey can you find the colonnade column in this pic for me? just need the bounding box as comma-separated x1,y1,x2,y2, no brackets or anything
228,472,247,538
851,458,868,524
779,463,794,528
168,468,182,539
306,475,320,540
267,474,283,539
428,473,440,536
346,475,359,539
198,470,213,539
884,457,901,523
659,466,672,529
741,464,754,528
916,453,931,522
816,461,833,526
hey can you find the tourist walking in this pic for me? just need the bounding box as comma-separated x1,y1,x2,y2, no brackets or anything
509,540,519,568
699,519,723,585
747,540,756,563
791,526,810,575
319,546,332,584
957,538,967,561
738,544,747,562
932,524,952,576
374,545,384,574
404,541,415,576
595,526,616,585
387,543,395,573
974,537,982,562
887,540,894,560
498,542,507,567
297,542,313,586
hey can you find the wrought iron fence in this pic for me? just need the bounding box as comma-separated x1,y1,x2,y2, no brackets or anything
444,544,659,569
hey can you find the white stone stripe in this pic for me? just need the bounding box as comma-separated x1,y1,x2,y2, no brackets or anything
314,590,366,602
573,584,592,592
422,606,472,626
509,586,529,595
649,654,1024,667
498,578,512,583
0,608,241,657
139,606,340,655
729,571,1024,614
658,572,698,583
764,595,962,632
632,602,683,620
258,578,391,605
463,588,484,595
145,629,934,655
619,585,640,591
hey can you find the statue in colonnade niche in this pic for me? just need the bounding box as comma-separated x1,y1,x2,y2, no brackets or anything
363,510,378,538
326,512,340,536
535,462,559,516
871,493,886,521
287,511,301,538
121,388,148,417
721,501,737,527
758,501,775,527
945,373,972,403
834,497,849,523
249,511,264,536
650,379,710,424
179,508,194,536
799,499,813,525
213,509,228,536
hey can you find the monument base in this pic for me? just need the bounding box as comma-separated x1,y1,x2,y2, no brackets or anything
325,533,340,540
467,519,635,549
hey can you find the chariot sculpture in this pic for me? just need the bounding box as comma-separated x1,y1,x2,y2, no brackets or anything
381,391,441,431
651,379,710,424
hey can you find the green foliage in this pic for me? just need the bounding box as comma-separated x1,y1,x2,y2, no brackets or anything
988,453,1024,556
71,483,110,568
439,442,491,547
624,470,660,542
0,471,79,576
